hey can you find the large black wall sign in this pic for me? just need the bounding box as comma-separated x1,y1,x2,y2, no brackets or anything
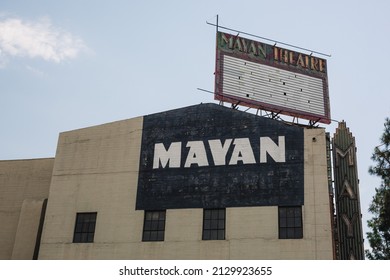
136,103,304,210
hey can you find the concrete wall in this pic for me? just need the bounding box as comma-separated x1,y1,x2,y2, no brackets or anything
11,198,47,259
302,128,334,259
0,158,53,259
39,117,144,259
38,114,333,259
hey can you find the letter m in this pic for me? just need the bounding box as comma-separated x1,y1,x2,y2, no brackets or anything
220,33,233,49
335,144,354,166
153,142,181,169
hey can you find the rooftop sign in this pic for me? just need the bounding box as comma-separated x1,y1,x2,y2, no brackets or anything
136,104,304,210
215,31,331,124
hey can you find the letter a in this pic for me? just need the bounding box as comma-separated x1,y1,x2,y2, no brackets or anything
184,141,209,168
229,138,256,165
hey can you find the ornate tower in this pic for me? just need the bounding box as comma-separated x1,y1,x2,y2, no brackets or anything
332,121,365,259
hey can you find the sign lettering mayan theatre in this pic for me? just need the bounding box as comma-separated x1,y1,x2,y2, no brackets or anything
215,31,331,124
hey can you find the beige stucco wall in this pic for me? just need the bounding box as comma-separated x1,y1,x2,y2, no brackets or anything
302,128,333,259
11,198,47,259
0,158,53,259
38,117,333,259
39,117,145,259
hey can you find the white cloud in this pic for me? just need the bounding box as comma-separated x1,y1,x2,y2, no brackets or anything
0,17,89,65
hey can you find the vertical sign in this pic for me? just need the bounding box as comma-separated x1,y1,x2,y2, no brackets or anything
333,121,364,260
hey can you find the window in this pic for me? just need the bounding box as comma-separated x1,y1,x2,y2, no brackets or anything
202,208,225,240
279,206,303,239
142,210,166,241
73,212,97,243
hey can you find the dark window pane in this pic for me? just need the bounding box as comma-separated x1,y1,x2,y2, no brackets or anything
158,221,165,231
217,230,225,240
287,217,295,227
151,212,159,220
73,212,97,243
144,221,152,230
157,231,164,241
88,223,95,233
87,233,94,242
287,208,294,217
82,223,89,232
218,209,225,219
74,234,81,243
151,220,158,230
295,228,303,238
295,217,302,227
150,231,158,241
143,210,165,242
75,223,82,233
279,228,286,239
143,231,150,241
279,206,302,239
145,211,153,220
203,209,225,240
81,233,88,242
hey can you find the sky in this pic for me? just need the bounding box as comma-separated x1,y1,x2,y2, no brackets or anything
0,0,389,252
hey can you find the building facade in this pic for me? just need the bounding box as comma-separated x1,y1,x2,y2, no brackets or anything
1,103,355,259
0,158,53,259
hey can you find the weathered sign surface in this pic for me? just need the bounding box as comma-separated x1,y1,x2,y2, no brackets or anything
136,103,304,210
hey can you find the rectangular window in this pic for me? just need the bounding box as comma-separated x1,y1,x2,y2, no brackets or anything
142,210,166,242
202,208,225,240
73,212,97,243
279,206,303,239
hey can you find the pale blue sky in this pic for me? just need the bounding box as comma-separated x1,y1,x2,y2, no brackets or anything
1,0,389,252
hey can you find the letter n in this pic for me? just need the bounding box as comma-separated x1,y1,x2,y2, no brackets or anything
153,142,181,169
260,136,286,163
